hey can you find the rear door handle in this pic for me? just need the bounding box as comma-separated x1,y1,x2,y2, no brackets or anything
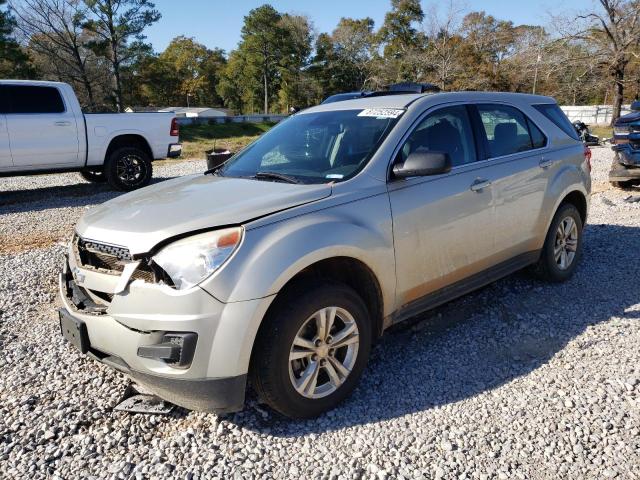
539,158,553,169
470,178,491,192
54,121,71,127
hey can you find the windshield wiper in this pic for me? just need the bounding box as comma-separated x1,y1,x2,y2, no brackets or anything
253,171,302,184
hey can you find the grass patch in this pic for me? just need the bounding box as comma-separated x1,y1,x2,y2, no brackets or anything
179,122,275,159
589,125,613,140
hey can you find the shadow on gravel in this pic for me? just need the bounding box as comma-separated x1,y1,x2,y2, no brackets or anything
0,176,180,214
227,223,640,436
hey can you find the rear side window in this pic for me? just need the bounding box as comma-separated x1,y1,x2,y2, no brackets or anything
477,104,546,157
528,119,546,148
533,103,579,141
5,85,65,114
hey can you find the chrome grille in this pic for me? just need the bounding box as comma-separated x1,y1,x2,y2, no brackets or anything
75,236,132,273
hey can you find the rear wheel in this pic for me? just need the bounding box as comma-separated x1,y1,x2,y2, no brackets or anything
251,282,372,419
531,203,583,282
79,169,106,183
105,146,152,191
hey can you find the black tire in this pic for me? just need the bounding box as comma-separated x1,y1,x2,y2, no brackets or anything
251,282,372,419
610,180,640,189
531,203,583,282
104,146,152,191
79,169,107,183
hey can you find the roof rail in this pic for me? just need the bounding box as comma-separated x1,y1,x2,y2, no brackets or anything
387,82,441,93
367,82,441,98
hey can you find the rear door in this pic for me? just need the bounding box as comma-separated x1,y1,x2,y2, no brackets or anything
0,86,12,168
5,84,80,168
472,103,549,260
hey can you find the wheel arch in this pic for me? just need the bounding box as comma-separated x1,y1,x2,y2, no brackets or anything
559,190,588,226
105,134,153,162
247,256,385,385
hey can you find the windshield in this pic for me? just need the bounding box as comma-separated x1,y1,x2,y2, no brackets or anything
219,109,403,184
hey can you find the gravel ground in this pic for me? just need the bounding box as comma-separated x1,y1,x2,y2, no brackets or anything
1,149,639,479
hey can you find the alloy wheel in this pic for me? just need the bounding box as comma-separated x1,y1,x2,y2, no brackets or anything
554,216,578,270
288,306,360,399
116,155,145,185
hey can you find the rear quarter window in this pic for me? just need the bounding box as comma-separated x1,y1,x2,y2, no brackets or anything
5,85,65,114
533,104,580,141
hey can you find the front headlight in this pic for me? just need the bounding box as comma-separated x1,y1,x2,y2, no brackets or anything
152,227,243,290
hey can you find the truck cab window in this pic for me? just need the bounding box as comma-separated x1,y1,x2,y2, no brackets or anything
5,86,65,114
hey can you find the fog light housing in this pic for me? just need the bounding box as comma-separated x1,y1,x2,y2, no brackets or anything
137,332,197,369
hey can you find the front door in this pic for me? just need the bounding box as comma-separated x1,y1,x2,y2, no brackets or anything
4,84,80,169
388,104,496,312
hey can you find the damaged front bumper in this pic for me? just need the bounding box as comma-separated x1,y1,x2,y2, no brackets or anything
57,243,272,413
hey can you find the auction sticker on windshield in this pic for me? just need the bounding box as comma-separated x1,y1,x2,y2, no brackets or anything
358,108,405,119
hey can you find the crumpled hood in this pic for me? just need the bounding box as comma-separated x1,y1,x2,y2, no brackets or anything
76,174,332,254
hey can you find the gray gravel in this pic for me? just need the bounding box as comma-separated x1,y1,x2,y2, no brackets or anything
1,150,639,479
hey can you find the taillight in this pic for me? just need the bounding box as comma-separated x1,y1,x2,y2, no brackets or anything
170,118,179,137
584,145,592,172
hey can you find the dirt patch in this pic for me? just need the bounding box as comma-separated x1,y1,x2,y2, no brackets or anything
0,233,62,254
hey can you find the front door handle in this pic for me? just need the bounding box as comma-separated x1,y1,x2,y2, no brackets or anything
539,158,553,169
470,178,491,192
54,121,71,127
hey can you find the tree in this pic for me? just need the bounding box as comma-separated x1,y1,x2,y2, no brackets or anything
572,0,640,123
82,0,160,111
0,0,33,77
10,0,100,108
376,0,425,82
143,36,226,107
238,5,284,113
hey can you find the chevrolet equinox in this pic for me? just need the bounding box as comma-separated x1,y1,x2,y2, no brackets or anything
59,91,591,418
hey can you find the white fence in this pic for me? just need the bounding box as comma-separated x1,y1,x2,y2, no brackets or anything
177,114,287,126
560,105,632,125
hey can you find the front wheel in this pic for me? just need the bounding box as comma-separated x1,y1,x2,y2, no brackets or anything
531,203,583,282
104,146,152,191
251,282,372,419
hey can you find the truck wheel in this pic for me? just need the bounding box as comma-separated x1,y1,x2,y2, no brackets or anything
251,282,372,419
80,170,106,183
105,147,152,191
531,203,583,282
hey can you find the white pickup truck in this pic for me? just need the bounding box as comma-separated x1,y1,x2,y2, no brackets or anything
0,80,182,191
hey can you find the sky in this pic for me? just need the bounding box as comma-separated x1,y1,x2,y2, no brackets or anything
144,0,589,54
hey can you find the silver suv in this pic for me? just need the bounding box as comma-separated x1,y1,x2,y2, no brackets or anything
59,92,591,418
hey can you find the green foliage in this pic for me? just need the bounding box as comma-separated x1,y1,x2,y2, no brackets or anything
217,5,315,114
82,0,161,110
137,36,226,107
0,0,34,78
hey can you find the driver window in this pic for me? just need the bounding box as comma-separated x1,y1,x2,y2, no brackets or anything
400,105,476,167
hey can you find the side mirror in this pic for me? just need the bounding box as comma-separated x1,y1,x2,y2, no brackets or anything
631,100,640,111
393,151,452,178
